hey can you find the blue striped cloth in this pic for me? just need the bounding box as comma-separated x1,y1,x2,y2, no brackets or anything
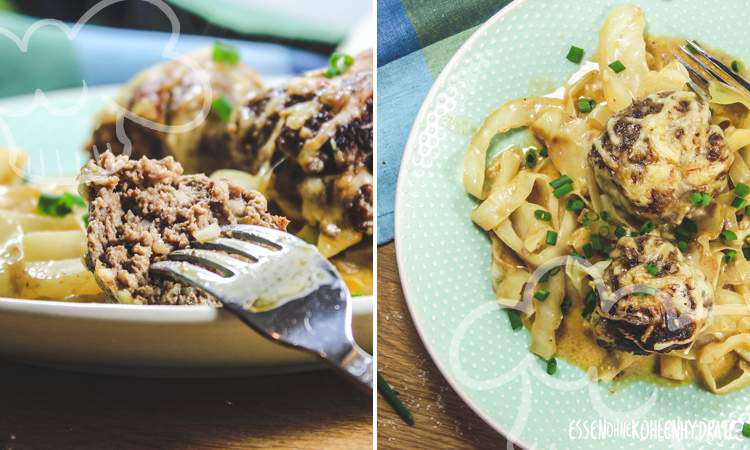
376,0,513,244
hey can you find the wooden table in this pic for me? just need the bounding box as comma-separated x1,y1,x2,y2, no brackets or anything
0,361,372,449
377,243,508,449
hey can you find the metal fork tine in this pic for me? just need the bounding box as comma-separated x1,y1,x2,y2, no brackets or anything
222,224,288,249
167,248,245,275
675,55,711,102
679,46,730,87
194,237,277,260
149,260,229,296
688,40,750,93
676,55,709,85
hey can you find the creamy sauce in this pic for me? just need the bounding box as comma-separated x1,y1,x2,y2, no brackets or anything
242,241,336,312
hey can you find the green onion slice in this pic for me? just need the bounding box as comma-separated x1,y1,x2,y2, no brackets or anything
737,182,750,197
37,192,86,218
722,229,738,241
608,60,626,73
211,95,233,123
506,308,523,331
566,46,584,63
546,358,557,375
566,196,585,212
324,51,355,78
212,41,239,64
377,372,414,426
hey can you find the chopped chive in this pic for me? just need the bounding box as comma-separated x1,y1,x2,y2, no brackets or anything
614,225,626,238
583,290,597,318
212,41,239,64
37,192,86,218
553,183,573,198
700,193,712,207
546,230,558,245
591,234,603,251
689,192,703,206
525,149,537,168
560,296,572,314
566,196,585,212
608,60,626,73
582,243,594,258
732,60,743,74
743,422,750,438
549,175,573,189
639,221,654,235
539,146,549,157
743,246,750,260
722,229,738,241
600,211,610,221
678,240,688,252
733,196,747,209
737,182,750,197
377,372,414,426
534,289,550,301
211,95,233,123
324,51,355,78
506,309,523,331
577,98,595,113
724,249,738,264
546,358,557,375
83,211,90,227
646,262,659,276
534,209,552,221
566,46,584,63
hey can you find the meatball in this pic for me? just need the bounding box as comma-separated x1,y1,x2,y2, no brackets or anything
589,90,732,226
87,48,264,174
80,151,288,305
591,235,713,354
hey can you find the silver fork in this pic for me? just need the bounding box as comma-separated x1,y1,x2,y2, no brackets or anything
149,224,373,393
677,40,750,101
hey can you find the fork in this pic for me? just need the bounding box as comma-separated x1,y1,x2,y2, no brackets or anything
677,40,750,101
149,224,373,393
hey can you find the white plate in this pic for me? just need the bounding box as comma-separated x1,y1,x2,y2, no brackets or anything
0,84,373,376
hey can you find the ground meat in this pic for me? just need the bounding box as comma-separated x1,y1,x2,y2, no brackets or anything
591,235,713,354
80,151,288,305
588,90,733,226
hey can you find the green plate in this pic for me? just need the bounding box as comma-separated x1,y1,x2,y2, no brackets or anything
395,0,750,448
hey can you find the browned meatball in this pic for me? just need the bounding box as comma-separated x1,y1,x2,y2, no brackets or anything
589,90,732,227
591,235,713,354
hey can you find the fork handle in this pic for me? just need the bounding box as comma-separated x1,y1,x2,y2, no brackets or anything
328,344,373,393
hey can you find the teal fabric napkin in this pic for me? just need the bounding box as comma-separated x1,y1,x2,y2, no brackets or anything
377,0,513,244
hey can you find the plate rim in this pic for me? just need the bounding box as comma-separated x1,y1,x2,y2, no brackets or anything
394,0,533,446
0,295,373,322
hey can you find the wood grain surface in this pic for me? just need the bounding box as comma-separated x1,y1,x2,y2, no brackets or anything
377,243,509,449
0,361,372,449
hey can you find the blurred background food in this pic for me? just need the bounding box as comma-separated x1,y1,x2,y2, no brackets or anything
0,0,373,299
